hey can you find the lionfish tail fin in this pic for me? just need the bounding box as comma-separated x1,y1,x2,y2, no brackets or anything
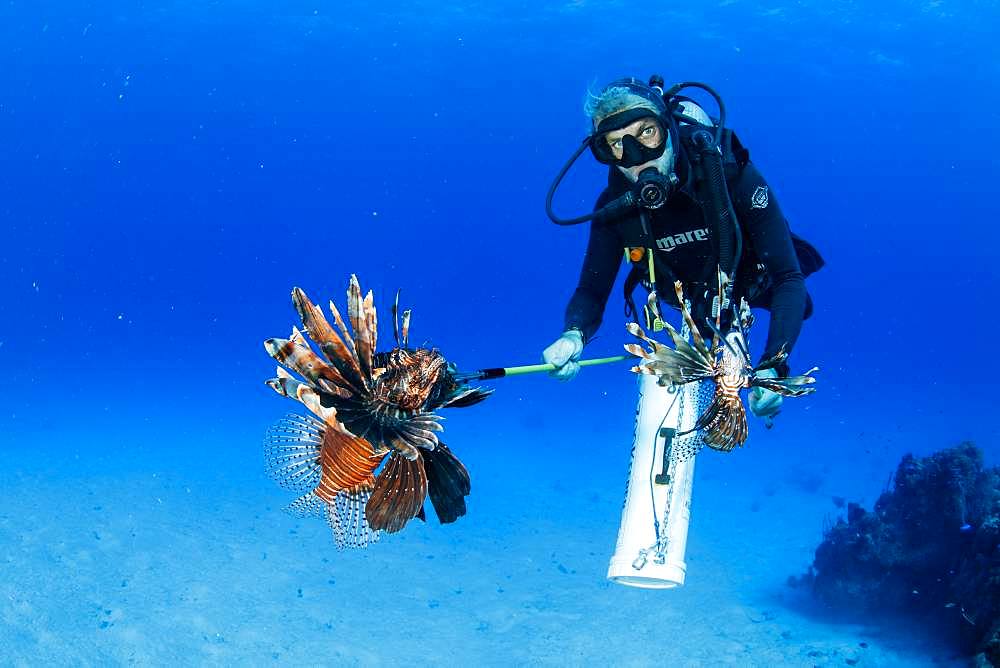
325,482,382,550
366,452,428,533
422,442,471,524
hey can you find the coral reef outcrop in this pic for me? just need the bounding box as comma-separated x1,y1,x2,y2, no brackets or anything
797,443,1000,664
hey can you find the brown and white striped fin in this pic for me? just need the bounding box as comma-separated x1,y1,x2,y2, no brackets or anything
624,342,657,362
755,367,819,397
346,275,366,358
326,297,357,358
264,337,351,395
314,425,384,502
698,384,749,451
359,288,377,375
625,321,668,354
291,288,363,387
435,386,493,409
366,451,428,534
265,373,338,425
672,280,709,358
347,276,377,380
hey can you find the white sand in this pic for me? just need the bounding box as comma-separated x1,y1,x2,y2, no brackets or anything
0,420,965,667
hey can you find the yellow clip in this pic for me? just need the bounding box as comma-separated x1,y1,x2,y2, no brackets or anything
643,304,666,332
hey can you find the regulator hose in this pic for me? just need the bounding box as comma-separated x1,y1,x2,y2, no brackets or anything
689,129,742,280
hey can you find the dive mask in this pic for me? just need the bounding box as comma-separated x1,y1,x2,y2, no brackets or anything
589,109,668,168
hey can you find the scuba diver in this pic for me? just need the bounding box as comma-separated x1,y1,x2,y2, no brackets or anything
542,76,823,423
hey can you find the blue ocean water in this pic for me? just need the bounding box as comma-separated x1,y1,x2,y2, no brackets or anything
1,1,997,664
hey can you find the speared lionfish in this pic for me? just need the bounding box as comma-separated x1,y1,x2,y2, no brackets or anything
262,275,492,549
625,270,818,452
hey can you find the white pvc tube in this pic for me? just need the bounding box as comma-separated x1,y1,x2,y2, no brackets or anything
607,372,699,589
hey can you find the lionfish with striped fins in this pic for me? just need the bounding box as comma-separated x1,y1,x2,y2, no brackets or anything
263,275,492,549
625,270,818,453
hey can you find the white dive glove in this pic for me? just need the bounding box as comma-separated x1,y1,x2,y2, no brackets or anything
750,367,783,426
542,329,584,381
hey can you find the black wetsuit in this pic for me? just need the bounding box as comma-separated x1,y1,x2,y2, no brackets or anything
564,149,816,373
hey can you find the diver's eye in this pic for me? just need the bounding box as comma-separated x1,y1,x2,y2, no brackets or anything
609,137,622,150
641,126,655,137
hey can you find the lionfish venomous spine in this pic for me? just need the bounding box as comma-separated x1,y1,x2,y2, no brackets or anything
262,275,491,549
625,271,817,452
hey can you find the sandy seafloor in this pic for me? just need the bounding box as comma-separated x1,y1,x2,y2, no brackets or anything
2,376,981,668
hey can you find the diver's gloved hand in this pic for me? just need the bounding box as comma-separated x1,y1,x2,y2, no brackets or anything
750,368,783,427
542,329,584,381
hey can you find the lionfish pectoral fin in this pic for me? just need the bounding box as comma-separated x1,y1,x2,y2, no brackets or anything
422,442,471,525
366,452,428,533
387,436,423,461
437,386,493,409
264,414,324,492
625,321,667,354
754,369,818,397
753,346,789,372
624,342,656,361
697,388,749,452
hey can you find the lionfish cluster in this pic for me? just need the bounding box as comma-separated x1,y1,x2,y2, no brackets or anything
262,275,491,549
625,272,817,452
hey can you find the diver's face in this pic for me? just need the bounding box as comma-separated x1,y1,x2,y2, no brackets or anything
602,118,664,162
601,117,674,182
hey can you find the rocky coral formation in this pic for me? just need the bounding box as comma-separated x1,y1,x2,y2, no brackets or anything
796,443,1000,664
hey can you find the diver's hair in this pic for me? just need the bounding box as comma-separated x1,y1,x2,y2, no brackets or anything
584,85,661,129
